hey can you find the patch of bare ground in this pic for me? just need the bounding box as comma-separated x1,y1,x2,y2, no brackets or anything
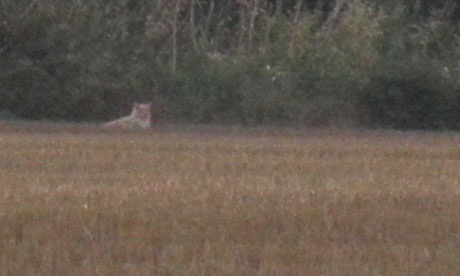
1,122,460,275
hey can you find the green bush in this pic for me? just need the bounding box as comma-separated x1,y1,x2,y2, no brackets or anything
365,5,460,130
366,61,459,130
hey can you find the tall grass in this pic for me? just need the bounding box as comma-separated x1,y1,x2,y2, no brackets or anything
1,123,460,275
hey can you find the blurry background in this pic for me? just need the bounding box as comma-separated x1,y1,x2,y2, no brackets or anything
1,0,460,130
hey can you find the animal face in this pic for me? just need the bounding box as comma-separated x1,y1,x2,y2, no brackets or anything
132,103,151,121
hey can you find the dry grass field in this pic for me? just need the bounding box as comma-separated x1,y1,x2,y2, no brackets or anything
1,122,460,275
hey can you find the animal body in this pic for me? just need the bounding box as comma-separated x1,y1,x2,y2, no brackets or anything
102,103,151,129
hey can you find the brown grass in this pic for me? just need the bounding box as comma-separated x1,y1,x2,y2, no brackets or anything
1,122,460,275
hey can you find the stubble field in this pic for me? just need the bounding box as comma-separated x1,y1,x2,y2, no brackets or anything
1,122,460,275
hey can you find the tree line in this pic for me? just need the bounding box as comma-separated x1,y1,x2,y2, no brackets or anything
1,0,460,129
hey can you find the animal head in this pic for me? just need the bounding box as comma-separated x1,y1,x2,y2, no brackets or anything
131,102,151,121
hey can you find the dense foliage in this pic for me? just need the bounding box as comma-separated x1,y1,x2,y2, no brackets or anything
1,0,460,129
